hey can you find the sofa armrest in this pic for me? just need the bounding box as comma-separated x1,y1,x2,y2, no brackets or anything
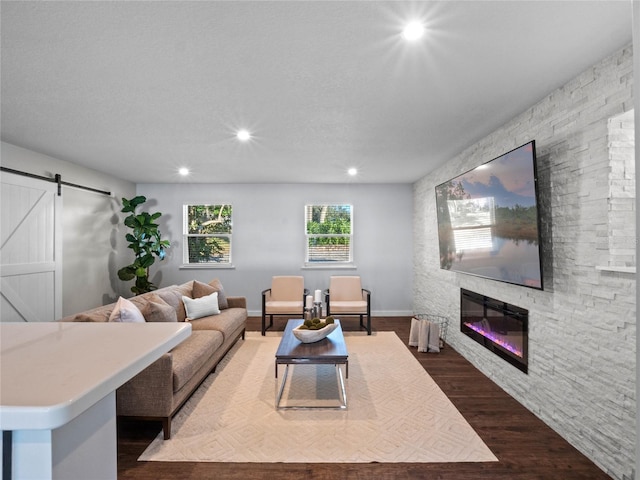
227,296,247,309
116,352,174,417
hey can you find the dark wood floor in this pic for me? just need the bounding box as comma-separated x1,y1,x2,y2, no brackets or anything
117,317,611,480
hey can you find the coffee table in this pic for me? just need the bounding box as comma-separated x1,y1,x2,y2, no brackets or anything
275,319,348,409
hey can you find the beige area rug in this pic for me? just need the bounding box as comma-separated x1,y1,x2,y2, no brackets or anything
139,332,498,463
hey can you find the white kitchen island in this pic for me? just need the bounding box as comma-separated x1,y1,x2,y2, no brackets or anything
0,322,191,480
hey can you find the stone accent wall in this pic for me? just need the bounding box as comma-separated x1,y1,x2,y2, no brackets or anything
607,110,636,269
413,45,635,480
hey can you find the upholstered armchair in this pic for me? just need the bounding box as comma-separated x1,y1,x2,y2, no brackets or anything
261,276,308,335
324,276,372,335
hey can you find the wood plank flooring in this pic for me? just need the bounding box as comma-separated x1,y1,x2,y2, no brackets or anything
117,317,612,479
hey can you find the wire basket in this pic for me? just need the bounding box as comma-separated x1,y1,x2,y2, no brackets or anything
413,313,450,348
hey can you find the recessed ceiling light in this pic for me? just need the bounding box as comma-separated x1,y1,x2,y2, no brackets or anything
178,167,190,176
348,168,358,176
402,21,425,41
236,129,251,142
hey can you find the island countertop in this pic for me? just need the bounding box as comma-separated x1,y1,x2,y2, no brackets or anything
0,322,191,430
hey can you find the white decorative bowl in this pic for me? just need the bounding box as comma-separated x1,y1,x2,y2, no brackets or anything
293,323,338,343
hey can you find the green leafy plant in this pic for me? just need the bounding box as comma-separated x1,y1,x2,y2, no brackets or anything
117,196,170,294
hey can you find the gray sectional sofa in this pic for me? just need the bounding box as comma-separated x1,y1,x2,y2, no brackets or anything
60,279,247,439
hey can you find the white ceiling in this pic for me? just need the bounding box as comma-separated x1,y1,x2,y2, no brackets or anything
0,1,633,184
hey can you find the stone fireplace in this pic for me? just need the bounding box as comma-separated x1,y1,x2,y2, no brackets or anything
460,288,528,373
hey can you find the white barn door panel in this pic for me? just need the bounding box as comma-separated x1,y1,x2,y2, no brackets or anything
1,173,62,322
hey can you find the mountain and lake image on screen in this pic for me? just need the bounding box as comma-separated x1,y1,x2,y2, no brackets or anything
435,141,543,290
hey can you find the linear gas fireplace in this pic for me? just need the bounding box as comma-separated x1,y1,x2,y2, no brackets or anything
460,289,528,373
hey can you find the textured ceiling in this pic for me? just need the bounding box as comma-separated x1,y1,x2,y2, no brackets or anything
0,1,633,184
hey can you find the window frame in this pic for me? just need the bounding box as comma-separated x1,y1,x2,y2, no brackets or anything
304,204,354,265
182,204,233,267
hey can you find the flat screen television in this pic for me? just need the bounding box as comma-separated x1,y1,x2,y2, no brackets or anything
435,140,543,290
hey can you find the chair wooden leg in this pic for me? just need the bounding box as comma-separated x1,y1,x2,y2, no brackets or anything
261,312,266,336
367,314,371,335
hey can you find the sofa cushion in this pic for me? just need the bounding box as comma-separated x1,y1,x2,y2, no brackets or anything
183,292,220,320
189,307,246,340
140,294,178,323
73,310,111,322
109,297,145,323
192,279,229,310
156,282,193,322
68,304,113,322
171,330,223,392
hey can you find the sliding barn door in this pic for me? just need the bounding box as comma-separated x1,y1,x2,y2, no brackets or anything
1,173,62,322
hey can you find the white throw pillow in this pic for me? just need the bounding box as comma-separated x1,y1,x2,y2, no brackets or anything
109,296,146,323
182,292,220,320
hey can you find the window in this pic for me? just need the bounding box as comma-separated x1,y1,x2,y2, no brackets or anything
183,204,232,265
305,204,353,264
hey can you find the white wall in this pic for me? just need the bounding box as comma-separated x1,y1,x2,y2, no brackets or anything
136,183,414,316
414,44,635,480
1,142,136,316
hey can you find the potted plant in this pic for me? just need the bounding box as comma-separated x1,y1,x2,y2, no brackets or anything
117,196,170,294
